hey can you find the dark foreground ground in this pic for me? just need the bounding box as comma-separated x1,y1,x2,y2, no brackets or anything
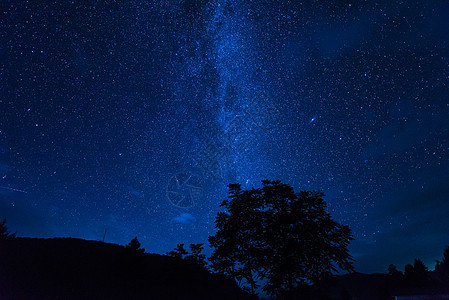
0,237,254,300
1,237,449,299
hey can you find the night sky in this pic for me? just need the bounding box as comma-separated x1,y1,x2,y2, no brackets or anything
1,0,449,273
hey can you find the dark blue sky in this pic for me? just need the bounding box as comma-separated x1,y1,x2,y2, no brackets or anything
1,0,448,273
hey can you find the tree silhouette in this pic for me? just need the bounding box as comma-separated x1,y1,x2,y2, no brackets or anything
166,243,207,268
166,243,188,259
208,180,354,297
404,259,428,286
0,218,16,240
435,246,449,284
388,264,402,277
185,243,207,267
125,237,145,255
388,264,403,287
404,264,414,281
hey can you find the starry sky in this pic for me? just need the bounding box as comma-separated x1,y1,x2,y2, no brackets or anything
1,0,449,273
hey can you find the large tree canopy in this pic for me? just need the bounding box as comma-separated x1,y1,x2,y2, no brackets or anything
208,180,354,296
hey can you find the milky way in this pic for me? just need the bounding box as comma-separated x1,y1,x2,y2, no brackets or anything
2,0,449,273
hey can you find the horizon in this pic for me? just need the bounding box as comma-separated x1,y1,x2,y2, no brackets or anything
3,231,445,274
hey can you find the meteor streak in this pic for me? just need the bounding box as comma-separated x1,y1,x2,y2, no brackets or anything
0,186,28,194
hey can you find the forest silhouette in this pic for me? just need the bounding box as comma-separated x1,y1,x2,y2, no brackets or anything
1,181,449,299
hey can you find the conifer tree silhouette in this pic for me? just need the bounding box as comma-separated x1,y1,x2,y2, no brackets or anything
0,218,16,240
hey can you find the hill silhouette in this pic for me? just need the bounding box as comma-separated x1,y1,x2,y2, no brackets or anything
0,237,255,299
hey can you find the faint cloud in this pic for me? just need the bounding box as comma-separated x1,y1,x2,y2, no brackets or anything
173,213,196,224
127,186,144,197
